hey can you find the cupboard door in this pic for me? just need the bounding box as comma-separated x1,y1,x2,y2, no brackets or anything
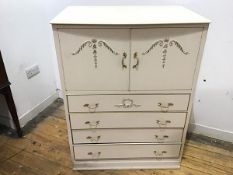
130,28,203,90
58,29,130,91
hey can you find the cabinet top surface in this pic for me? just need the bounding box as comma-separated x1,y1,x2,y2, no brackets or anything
51,6,210,25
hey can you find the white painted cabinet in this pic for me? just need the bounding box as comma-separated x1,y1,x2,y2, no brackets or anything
51,6,209,170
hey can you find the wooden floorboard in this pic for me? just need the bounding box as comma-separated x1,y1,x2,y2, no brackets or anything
0,99,232,175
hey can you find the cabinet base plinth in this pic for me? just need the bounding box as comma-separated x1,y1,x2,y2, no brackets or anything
73,159,180,170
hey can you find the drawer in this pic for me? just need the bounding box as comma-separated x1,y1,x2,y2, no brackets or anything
72,129,183,144
70,113,186,129
74,144,181,160
68,94,189,112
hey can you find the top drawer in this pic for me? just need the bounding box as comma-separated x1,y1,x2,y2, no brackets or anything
68,94,189,112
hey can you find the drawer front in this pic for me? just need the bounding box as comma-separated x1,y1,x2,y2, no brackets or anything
68,94,189,112
70,113,186,129
74,144,181,160
72,129,183,144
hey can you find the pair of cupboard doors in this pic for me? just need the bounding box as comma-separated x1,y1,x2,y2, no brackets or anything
58,27,203,91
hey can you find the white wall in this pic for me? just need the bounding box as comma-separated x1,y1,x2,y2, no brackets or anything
0,0,232,142
0,0,58,127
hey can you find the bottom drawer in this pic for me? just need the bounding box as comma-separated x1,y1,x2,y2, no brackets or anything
74,144,181,160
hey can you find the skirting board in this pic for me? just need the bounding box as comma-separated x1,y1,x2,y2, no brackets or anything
188,123,233,143
19,91,59,128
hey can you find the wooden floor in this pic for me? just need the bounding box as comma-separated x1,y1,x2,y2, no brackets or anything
0,99,232,175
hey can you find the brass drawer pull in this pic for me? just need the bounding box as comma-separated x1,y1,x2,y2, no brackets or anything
87,152,101,158
158,102,174,112
154,150,167,157
83,103,99,112
154,135,169,141
84,121,100,128
115,98,141,108
86,136,101,143
132,52,139,69
156,120,171,127
122,52,127,69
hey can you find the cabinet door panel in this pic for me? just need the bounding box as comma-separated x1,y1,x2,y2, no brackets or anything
130,28,203,90
58,29,130,91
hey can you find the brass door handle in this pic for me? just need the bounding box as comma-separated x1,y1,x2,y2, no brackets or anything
154,135,169,141
83,103,99,112
84,121,100,128
86,136,101,143
156,120,171,127
158,102,174,112
87,152,101,158
132,52,139,69
154,150,167,157
122,52,127,69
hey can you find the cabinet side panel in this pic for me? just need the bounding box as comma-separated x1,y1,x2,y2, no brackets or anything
179,26,209,160
52,25,75,162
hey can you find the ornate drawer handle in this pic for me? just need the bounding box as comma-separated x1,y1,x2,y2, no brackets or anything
122,52,127,69
132,52,139,69
84,121,100,128
154,150,167,157
83,103,99,112
115,98,141,108
158,102,174,112
86,136,101,143
87,151,101,158
156,120,171,127
154,135,169,141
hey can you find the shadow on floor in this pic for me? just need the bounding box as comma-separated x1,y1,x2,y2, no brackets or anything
0,98,64,138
